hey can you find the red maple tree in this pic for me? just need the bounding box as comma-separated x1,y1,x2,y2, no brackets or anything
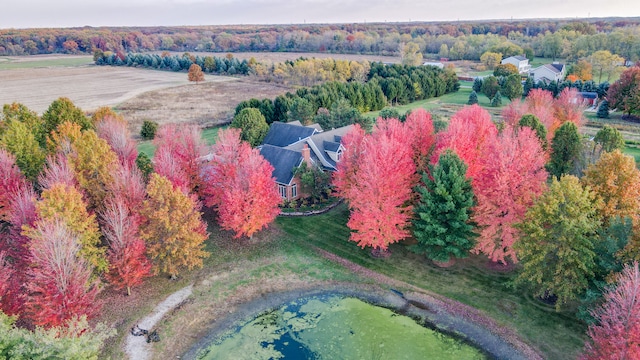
473,126,548,263
402,108,436,171
154,124,206,193
334,119,416,251
0,148,28,223
107,163,147,214
433,104,497,180
96,115,138,168
24,219,100,328
202,129,281,238
38,153,78,190
582,262,640,360
101,196,151,295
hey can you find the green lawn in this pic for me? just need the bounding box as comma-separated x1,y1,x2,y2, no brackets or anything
623,145,640,163
137,126,226,158
367,87,514,119
277,205,586,360
0,56,92,70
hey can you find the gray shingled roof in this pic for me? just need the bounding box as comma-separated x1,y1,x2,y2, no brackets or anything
514,55,528,61
262,122,318,147
259,145,302,185
324,141,340,152
287,125,353,170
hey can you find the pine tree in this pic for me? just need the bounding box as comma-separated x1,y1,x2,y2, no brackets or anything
547,122,582,179
518,114,548,150
413,150,476,263
467,90,479,105
596,100,610,119
491,91,503,107
472,77,483,93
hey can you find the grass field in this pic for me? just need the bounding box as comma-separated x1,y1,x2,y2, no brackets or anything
137,126,226,158
276,204,586,360
0,55,93,70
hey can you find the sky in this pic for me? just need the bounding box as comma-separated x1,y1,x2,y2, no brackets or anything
2,0,640,29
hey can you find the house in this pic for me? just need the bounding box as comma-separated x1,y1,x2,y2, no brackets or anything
422,61,444,69
530,63,566,83
501,55,531,74
258,121,353,201
578,92,598,107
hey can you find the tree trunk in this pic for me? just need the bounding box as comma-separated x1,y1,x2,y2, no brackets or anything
127,286,131,296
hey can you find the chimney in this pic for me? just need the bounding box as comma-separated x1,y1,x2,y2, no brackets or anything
302,143,311,164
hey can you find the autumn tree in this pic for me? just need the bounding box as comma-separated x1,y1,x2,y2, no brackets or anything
333,120,416,252
41,98,92,147
413,150,476,263
101,196,151,295
69,130,118,210
400,42,423,66
493,63,518,77
473,126,548,264
153,124,206,193
24,219,100,328
553,88,585,129
589,50,625,83
581,262,640,360
0,119,46,181
583,150,640,226
230,108,269,147
202,129,281,238
547,121,582,179
403,108,436,170
46,121,83,154
480,51,502,70
569,59,593,81
32,183,107,273
38,153,77,190
433,105,497,180
140,174,209,278
96,115,137,167
91,106,124,125
188,63,205,83
607,66,640,117
0,149,28,223
515,175,601,310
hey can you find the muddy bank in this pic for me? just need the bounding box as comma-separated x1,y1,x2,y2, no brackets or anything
182,284,540,360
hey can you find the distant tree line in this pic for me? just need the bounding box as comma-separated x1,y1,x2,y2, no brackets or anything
1,20,639,63
234,63,459,124
94,51,251,75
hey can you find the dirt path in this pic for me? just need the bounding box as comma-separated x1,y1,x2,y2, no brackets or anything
125,285,193,360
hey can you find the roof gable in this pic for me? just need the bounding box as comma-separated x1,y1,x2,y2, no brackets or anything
262,122,318,147
259,145,303,185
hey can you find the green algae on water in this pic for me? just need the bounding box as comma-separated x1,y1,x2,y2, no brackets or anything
197,295,485,360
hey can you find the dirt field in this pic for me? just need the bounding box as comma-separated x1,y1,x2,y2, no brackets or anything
0,65,196,114
206,51,401,64
116,78,292,131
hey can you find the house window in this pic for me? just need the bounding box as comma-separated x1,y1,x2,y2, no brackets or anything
291,184,297,198
336,150,342,162
278,185,287,199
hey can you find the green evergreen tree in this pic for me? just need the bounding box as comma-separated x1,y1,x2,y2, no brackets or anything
140,120,158,140
596,100,610,119
523,77,534,96
491,91,503,107
481,76,500,100
41,98,92,147
135,152,153,181
518,114,548,150
467,90,479,105
547,122,582,179
412,150,477,263
230,108,269,147
472,77,483,92
502,74,524,100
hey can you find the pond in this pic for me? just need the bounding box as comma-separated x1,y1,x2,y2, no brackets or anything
195,294,486,360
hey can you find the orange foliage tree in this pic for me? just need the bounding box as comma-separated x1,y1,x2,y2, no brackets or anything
202,129,281,238
188,64,205,83
140,174,209,278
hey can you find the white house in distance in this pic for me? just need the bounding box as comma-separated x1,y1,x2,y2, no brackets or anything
530,63,566,83
501,55,531,74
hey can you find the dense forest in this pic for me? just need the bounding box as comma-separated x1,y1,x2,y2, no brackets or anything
2,18,640,61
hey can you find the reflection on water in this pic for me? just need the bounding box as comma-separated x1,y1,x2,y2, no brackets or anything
197,295,485,360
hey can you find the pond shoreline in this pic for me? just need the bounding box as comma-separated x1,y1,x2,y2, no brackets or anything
182,284,539,360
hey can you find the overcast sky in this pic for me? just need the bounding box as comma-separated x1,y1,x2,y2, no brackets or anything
2,0,640,29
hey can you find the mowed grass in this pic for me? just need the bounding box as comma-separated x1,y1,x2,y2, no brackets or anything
367,87,514,119
137,126,226,158
276,204,587,360
0,56,92,70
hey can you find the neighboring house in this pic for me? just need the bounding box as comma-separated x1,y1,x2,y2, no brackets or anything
259,121,353,201
530,63,566,83
501,55,531,74
422,61,444,69
577,92,598,107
